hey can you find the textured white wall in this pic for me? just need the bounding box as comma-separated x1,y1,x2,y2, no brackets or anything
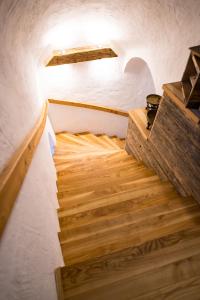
38,0,200,110
49,103,128,138
0,1,63,300
0,1,200,299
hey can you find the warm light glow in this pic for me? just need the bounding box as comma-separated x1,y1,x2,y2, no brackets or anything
42,16,121,50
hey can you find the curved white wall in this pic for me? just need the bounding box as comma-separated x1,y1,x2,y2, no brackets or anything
38,0,200,110
49,103,128,138
0,1,200,299
0,1,63,300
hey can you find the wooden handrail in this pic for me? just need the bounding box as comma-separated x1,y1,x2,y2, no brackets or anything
0,102,48,238
48,99,129,117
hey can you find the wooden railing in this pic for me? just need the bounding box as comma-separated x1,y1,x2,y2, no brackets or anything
0,102,48,238
48,99,129,117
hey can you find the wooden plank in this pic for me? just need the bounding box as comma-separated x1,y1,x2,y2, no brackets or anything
48,99,129,117
0,102,48,238
46,46,117,66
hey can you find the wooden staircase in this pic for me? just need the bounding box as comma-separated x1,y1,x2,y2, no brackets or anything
54,132,200,300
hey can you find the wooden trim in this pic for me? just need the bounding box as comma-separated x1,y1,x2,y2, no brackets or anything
48,99,129,117
0,102,48,238
55,268,65,300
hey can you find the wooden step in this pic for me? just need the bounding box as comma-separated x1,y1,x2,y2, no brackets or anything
54,131,200,299
58,194,194,242
75,133,117,150
58,181,177,227
56,226,200,299
57,133,106,149
111,136,125,149
96,134,122,150
57,175,161,205
57,174,162,205
57,159,140,182
56,152,133,176
61,205,200,264
55,150,122,172
57,165,154,193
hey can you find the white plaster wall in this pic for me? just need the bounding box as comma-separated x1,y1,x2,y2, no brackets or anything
38,0,200,109
0,1,63,300
0,1,200,299
0,126,62,300
49,103,128,138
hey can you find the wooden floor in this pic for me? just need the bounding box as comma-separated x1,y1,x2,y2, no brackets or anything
54,132,200,300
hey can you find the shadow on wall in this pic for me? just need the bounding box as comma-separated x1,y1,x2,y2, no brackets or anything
124,57,156,108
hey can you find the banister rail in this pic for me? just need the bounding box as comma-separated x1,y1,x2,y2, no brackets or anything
0,102,48,238
48,99,129,117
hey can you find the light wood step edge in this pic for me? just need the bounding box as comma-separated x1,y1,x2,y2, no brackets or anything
78,133,118,149
58,181,175,217
57,133,105,149
58,196,195,243
96,134,121,150
56,152,133,175
57,135,104,149
57,168,155,193
111,137,125,149
75,133,108,149
57,161,145,183
57,175,164,203
56,161,140,180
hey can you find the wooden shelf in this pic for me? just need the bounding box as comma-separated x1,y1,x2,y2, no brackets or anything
46,46,117,66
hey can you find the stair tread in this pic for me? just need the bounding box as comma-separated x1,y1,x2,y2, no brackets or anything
57,175,161,204
57,166,155,192
57,177,171,212
54,131,200,299
58,195,195,242
60,227,200,299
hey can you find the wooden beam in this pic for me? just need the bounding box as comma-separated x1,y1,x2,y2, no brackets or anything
0,102,48,238
46,46,117,66
48,99,128,117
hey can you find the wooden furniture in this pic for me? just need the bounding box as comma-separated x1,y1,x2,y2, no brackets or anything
54,132,200,299
0,102,48,238
126,81,200,203
46,46,117,66
181,45,200,108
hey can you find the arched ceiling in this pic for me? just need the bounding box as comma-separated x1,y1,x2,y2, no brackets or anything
1,0,200,92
